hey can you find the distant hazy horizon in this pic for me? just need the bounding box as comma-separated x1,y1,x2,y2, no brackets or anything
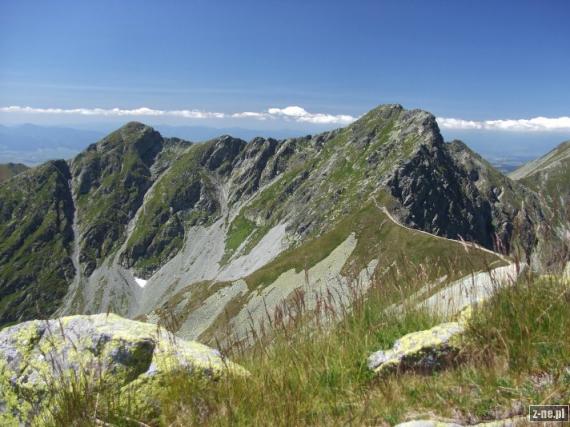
1,119,567,172
2,1,569,166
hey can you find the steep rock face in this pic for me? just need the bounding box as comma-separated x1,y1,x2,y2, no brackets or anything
388,141,496,247
509,140,570,267
228,137,280,203
388,139,543,253
0,161,74,324
70,122,169,276
447,141,544,253
120,136,246,276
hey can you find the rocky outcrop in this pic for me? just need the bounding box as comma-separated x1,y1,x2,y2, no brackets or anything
367,321,465,375
388,138,543,255
369,263,523,376
0,313,246,425
509,140,570,267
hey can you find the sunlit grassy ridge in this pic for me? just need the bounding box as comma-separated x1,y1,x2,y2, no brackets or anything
145,198,505,347
245,201,504,291
44,265,570,426
0,163,28,184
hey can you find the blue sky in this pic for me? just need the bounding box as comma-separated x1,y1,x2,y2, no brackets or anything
1,0,569,157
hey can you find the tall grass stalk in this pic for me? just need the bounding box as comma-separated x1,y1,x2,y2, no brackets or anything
45,260,570,426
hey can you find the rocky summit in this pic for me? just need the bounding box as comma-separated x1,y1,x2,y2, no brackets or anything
0,104,560,343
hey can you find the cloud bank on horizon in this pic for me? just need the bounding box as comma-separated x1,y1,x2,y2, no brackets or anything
0,105,356,125
437,116,570,132
2,105,570,132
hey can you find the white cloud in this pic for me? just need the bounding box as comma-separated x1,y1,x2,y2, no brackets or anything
267,106,356,124
231,111,272,120
4,105,567,131
0,105,226,119
0,105,357,125
437,116,570,132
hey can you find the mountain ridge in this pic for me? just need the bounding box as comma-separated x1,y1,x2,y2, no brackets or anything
509,140,570,203
0,105,560,340
0,163,28,183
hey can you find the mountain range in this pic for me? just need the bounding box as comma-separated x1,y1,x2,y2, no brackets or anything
0,104,568,345
0,123,309,165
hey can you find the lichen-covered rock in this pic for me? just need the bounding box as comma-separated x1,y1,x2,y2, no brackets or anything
367,322,465,375
395,416,527,427
0,313,247,425
395,421,462,427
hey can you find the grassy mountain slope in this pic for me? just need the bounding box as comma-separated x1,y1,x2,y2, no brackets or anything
510,140,570,200
223,105,540,263
0,163,28,183
127,105,526,343
0,161,74,325
151,198,506,346
0,109,568,426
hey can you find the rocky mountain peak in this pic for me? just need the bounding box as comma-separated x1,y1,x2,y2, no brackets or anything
200,135,247,173
89,121,161,161
344,104,443,156
121,120,149,129
361,103,404,118
0,104,559,334
113,121,160,141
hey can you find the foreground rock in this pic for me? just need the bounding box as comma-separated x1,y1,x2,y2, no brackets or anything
0,313,247,425
367,321,465,375
368,263,525,375
395,416,527,427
